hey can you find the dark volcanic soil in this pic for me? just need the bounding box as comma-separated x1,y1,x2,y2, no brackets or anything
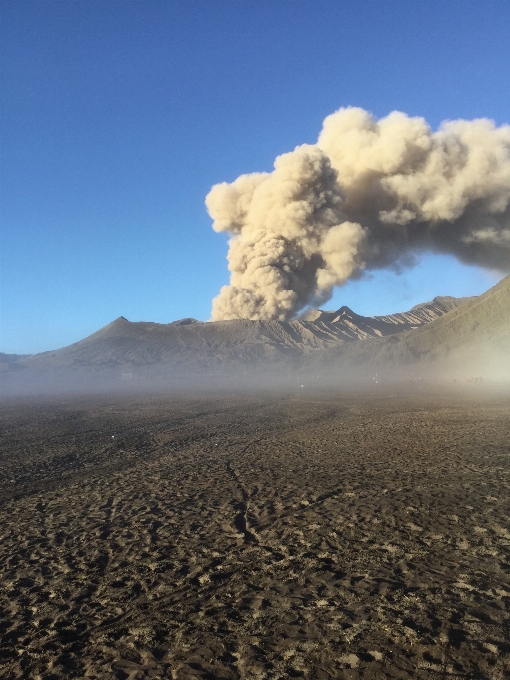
0,388,509,679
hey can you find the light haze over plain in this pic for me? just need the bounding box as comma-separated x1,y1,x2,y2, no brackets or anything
2,1,509,353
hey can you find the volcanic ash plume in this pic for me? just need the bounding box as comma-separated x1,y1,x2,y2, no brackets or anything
207,108,510,321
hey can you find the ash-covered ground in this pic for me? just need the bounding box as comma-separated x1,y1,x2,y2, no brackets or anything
1,387,509,679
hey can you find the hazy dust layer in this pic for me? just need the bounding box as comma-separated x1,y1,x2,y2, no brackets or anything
0,389,509,679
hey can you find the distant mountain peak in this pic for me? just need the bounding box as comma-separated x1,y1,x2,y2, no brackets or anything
336,305,355,316
5,279,505,394
301,305,357,324
170,318,200,326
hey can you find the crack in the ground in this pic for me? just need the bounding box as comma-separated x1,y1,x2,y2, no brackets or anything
225,443,263,544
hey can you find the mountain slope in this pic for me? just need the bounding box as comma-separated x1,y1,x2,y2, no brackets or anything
11,296,471,374
303,296,471,340
304,275,510,379
2,281,506,393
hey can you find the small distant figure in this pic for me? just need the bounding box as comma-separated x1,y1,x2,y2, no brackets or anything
372,373,378,384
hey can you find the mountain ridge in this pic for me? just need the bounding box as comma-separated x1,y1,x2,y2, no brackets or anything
303,275,510,380
18,294,473,369
1,280,507,392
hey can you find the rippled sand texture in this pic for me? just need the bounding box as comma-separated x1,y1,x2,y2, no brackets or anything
1,389,509,679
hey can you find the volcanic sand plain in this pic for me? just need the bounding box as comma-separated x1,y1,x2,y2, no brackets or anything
1,387,509,679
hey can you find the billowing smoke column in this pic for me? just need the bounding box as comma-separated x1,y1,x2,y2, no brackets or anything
206,108,510,321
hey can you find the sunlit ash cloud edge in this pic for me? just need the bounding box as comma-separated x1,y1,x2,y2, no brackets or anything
206,107,510,321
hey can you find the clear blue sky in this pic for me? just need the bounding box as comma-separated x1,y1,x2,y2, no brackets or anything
2,0,509,354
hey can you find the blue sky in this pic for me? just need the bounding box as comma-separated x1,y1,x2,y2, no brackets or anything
2,0,509,354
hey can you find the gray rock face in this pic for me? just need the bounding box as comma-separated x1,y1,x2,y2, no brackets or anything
9,296,471,372
2,277,508,392
303,296,472,340
304,275,510,380
170,318,200,326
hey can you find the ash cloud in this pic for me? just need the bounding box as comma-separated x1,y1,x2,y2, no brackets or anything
207,107,510,321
